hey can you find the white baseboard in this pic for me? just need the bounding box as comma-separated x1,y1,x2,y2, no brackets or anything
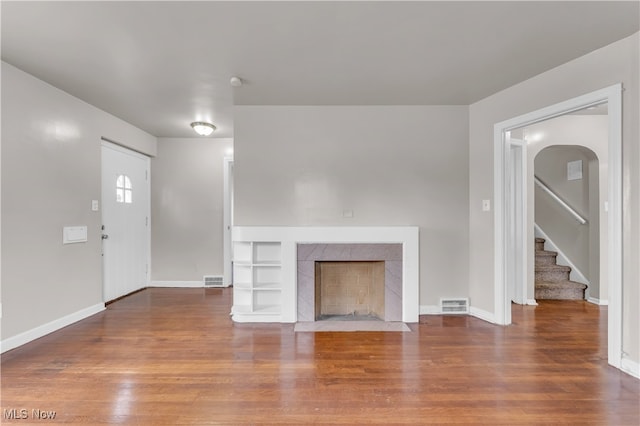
621,357,640,379
150,281,204,288
527,299,539,306
587,297,608,306
419,305,440,315
0,303,105,354
469,306,496,324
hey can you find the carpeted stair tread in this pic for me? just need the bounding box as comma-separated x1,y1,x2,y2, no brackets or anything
535,264,571,272
535,250,557,257
535,280,587,300
535,280,586,290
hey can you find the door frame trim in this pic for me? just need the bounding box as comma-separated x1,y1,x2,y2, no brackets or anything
493,84,622,369
223,156,234,287
505,137,528,307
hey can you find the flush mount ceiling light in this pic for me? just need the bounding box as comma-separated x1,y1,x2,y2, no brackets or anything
190,121,216,136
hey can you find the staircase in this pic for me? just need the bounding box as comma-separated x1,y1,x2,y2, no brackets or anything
535,238,587,300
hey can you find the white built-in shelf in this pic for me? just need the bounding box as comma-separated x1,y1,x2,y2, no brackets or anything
253,282,281,290
251,305,281,315
232,241,282,321
233,282,252,290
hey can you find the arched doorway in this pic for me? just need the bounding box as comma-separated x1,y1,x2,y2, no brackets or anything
533,144,602,303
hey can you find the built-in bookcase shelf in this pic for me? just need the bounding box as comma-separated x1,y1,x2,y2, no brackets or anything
232,241,282,321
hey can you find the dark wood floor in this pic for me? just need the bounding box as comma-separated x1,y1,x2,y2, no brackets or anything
1,288,638,425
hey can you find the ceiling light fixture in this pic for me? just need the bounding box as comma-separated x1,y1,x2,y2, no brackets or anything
190,121,216,136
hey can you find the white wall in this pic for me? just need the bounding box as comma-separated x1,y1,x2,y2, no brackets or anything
469,33,639,363
151,137,233,282
1,62,157,343
234,106,469,307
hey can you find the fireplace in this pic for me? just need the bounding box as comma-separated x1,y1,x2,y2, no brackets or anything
231,226,419,324
315,261,385,321
297,243,402,322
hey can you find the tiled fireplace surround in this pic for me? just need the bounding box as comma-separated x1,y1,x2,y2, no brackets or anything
297,244,403,321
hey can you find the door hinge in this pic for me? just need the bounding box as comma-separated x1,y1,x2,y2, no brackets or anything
145,170,148,181
146,216,148,226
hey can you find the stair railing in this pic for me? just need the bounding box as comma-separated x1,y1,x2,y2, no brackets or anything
534,175,587,225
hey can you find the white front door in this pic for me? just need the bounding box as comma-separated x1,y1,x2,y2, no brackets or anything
101,141,150,302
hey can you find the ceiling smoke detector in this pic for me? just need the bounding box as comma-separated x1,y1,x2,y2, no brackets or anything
230,76,243,87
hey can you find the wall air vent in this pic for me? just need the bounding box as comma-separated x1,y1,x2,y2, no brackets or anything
204,275,225,287
440,298,469,314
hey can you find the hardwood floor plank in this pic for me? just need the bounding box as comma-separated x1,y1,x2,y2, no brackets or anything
1,288,638,425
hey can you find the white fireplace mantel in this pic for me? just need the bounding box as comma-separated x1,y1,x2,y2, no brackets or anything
231,226,419,323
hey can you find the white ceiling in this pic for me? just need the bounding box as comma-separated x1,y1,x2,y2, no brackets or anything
2,1,638,138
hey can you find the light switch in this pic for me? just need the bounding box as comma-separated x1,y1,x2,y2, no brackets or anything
91,200,99,211
63,226,88,244
482,200,491,212
342,209,354,218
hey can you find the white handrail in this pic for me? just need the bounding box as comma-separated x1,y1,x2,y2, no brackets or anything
534,176,587,225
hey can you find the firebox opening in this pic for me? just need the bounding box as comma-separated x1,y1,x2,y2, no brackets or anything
314,261,385,321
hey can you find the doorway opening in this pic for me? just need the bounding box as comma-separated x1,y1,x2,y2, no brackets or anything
493,84,622,369
533,145,601,302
